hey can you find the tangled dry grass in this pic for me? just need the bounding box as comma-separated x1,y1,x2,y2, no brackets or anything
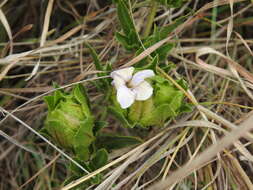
0,0,253,189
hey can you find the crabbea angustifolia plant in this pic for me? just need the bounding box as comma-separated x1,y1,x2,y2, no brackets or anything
42,83,142,187
109,67,189,128
42,84,95,161
42,0,191,187
106,0,190,128
114,0,188,65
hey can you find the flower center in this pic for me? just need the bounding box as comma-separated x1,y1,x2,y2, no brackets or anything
126,81,134,89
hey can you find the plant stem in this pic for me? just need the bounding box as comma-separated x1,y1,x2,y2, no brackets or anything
143,0,158,38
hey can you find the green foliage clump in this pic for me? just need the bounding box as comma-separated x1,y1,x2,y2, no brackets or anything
42,84,94,161
109,74,191,128
42,84,142,187
114,0,187,62
41,0,191,187
114,0,141,51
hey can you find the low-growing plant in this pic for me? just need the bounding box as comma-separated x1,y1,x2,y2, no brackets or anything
42,0,190,187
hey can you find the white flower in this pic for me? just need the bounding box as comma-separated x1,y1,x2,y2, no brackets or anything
111,67,155,109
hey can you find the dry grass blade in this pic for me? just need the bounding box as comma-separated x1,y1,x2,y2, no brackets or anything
94,148,144,190
0,75,109,127
26,0,54,80
235,31,253,56
61,128,171,190
0,86,52,93
0,0,8,8
0,8,12,54
0,89,29,100
172,52,234,79
0,130,37,154
1,1,253,189
0,61,17,81
40,0,54,47
122,14,203,68
1,24,33,57
196,0,247,14
198,105,253,140
18,154,61,189
0,107,90,174
162,129,190,180
226,0,234,55
46,24,83,46
196,47,253,83
148,114,253,190
229,65,253,101
224,151,253,189
62,118,227,190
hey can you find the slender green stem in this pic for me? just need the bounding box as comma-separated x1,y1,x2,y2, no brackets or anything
143,0,158,38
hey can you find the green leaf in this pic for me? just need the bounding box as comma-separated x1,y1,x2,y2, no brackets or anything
90,174,103,185
45,119,75,149
52,82,60,89
44,86,65,111
154,81,184,114
128,98,155,127
160,61,176,73
73,117,95,161
154,82,176,105
128,101,142,123
139,98,155,122
138,55,159,71
93,121,108,135
140,104,172,127
73,84,91,116
44,95,55,111
177,78,188,90
154,43,174,61
84,42,109,90
168,91,184,113
115,32,133,50
136,16,186,62
108,106,133,128
53,89,64,106
115,0,136,36
95,134,143,150
84,42,103,71
105,61,113,72
115,32,129,45
150,75,167,83
159,16,186,39
149,55,159,71
73,84,89,106
89,149,108,170
68,160,103,188
179,103,192,113
136,37,173,63
128,30,140,47
69,159,91,176
39,127,52,139
114,0,141,51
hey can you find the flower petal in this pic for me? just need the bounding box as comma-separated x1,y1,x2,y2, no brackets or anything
117,86,136,109
111,75,125,89
133,81,153,101
111,67,134,82
130,70,155,87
